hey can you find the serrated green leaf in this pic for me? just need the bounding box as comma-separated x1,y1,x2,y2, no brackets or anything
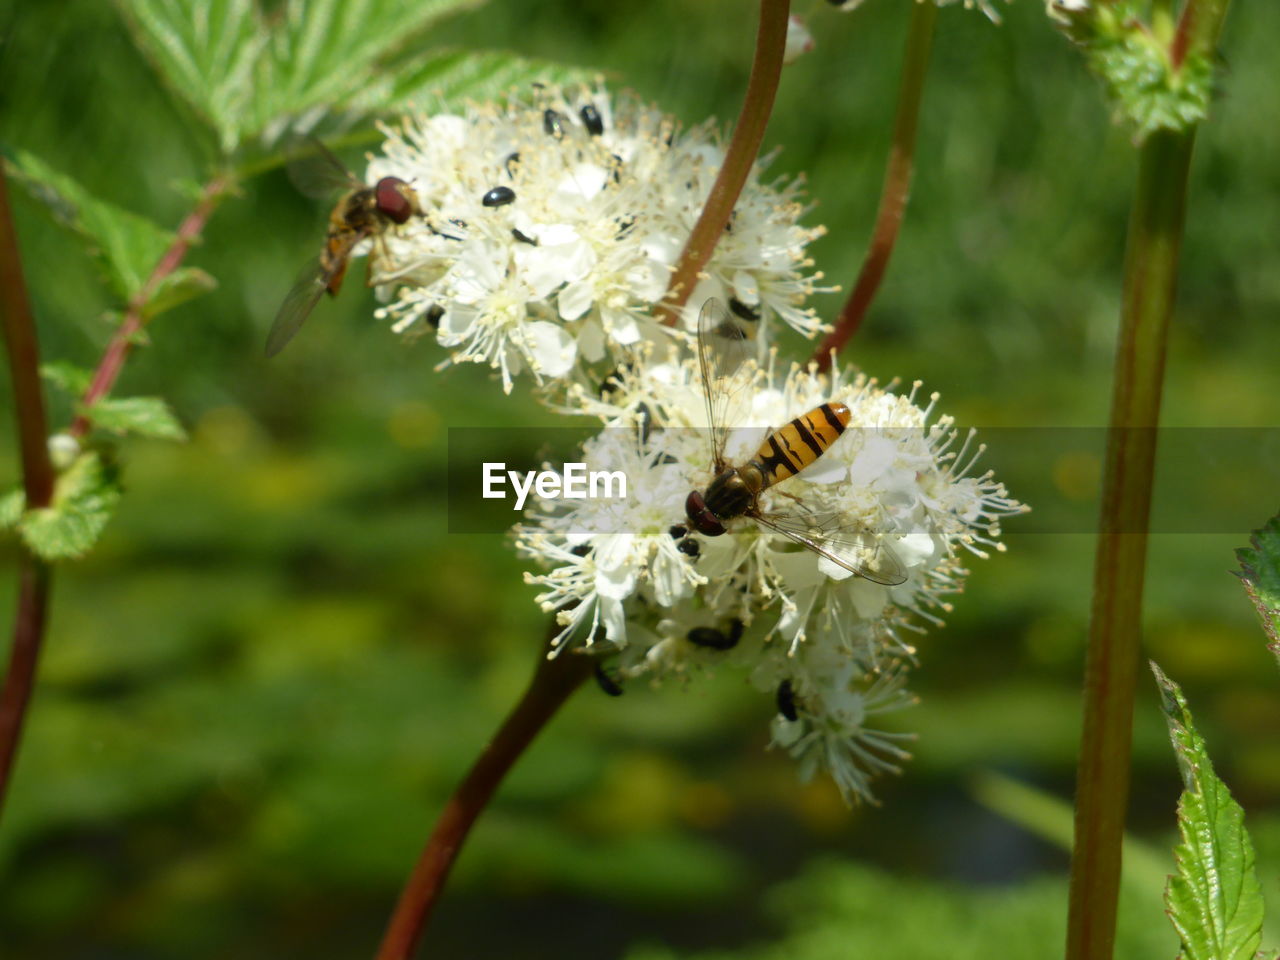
1152,662,1265,960
6,149,173,302
1236,513,1280,652
250,0,482,133
362,48,596,115
0,489,25,530
40,362,94,398
112,0,265,153
142,266,217,319
18,452,122,561
86,397,187,441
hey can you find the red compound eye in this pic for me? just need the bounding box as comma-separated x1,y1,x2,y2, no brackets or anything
374,177,414,224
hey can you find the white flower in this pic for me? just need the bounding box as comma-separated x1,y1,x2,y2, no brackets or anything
515,349,1026,801
363,84,829,393
830,0,1009,26
1046,0,1089,22
785,16,816,64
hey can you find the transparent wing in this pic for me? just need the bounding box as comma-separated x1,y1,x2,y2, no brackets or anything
265,256,332,358
265,224,363,358
696,298,752,471
285,134,361,199
752,510,909,586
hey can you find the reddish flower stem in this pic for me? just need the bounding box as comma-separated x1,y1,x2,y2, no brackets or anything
0,168,55,821
68,175,230,438
1065,128,1195,960
811,0,936,370
0,171,54,508
654,0,791,327
374,644,594,960
0,558,50,819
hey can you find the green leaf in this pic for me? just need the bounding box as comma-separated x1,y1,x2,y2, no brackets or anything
18,452,122,561
5,149,173,302
142,266,217,319
40,362,94,398
1236,512,1280,654
1152,662,1265,960
112,0,265,153
86,397,187,441
0,489,25,530
362,48,596,114
250,0,482,133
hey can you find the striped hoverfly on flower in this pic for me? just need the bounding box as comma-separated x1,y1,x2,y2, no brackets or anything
264,138,421,358
674,299,908,587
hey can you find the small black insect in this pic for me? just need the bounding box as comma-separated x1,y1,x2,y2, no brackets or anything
687,619,744,651
668,525,688,539
511,227,538,246
482,186,516,207
776,680,798,722
635,401,653,444
543,108,565,138
580,104,604,136
594,663,624,697
504,152,521,178
677,538,701,558
424,304,445,329
728,297,761,322
571,543,592,557
615,215,636,237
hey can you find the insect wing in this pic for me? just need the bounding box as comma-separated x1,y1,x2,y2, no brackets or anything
285,134,361,199
265,257,330,357
753,511,909,586
696,298,752,471
267,228,371,357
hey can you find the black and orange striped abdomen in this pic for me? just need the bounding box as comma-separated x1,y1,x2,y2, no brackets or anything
751,401,850,488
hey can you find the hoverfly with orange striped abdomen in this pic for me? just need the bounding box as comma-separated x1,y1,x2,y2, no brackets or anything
675,299,908,586
264,138,421,358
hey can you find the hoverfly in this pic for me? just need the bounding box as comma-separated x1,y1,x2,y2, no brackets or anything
264,138,420,358
677,299,908,587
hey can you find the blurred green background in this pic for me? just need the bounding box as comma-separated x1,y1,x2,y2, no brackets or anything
1,0,1278,957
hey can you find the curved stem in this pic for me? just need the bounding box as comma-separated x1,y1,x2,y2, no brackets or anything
812,0,936,370
0,557,50,818
654,0,791,327
68,174,231,439
374,642,594,960
1065,129,1195,960
0,167,55,821
0,170,54,508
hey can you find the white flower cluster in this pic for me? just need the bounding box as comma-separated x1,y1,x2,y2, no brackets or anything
516,353,1025,801
352,82,1025,803
363,85,828,392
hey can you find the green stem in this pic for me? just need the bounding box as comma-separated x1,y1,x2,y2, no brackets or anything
1172,0,1231,70
1151,0,1176,41
1065,128,1196,960
374,642,594,960
0,168,55,821
812,0,936,370
655,0,791,327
